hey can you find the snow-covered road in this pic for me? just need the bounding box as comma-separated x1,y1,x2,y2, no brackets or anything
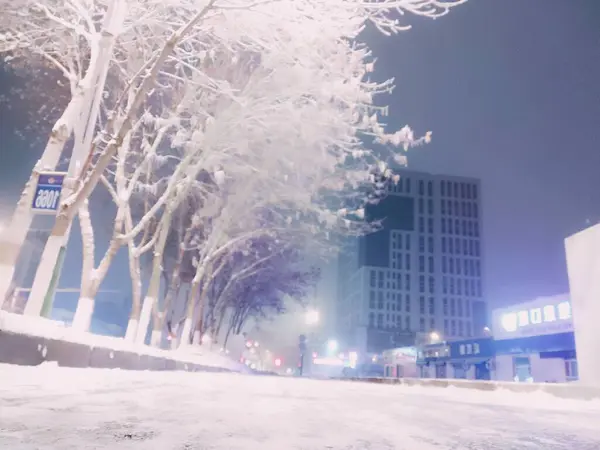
1,364,599,449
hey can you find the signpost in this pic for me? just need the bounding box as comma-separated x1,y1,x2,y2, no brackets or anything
29,171,67,317
299,334,307,376
31,172,67,214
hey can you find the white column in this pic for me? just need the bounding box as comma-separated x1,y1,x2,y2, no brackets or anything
565,223,600,386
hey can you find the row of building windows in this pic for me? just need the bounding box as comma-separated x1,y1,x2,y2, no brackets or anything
441,199,478,219
392,254,481,279
418,217,435,234
418,236,434,254
388,177,415,195
442,297,472,318
368,312,412,330
418,255,435,273
368,313,475,338
418,180,434,197
441,218,480,237
368,312,438,333
369,291,411,311
442,237,480,257
392,233,411,250
391,234,481,258
442,257,481,278
443,319,473,338
391,253,412,272
386,177,478,201
417,198,480,220
418,275,436,294
440,181,478,200
418,198,434,215
370,270,411,290
369,270,481,297
419,296,435,315
443,277,482,297
367,292,474,323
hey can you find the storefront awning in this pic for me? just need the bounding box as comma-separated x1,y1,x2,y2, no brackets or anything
494,331,574,354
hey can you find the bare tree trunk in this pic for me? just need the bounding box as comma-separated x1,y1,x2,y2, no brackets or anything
136,209,174,345
223,324,234,349
150,223,192,347
180,279,200,347
214,306,228,342
124,240,143,342
71,201,96,331
223,310,241,349
72,196,125,332
151,271,179,347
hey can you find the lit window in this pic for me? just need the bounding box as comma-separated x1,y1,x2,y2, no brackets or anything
543,305,556,322
530,308,542,324
501,313,518,332
466,344,472,354
517,310,529,327
558,302,571,320
473,343,480,354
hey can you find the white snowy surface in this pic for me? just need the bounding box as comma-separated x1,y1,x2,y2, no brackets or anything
1,364,600,449
0,311,246,372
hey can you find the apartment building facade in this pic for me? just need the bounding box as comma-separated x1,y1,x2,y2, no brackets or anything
337,169,487,355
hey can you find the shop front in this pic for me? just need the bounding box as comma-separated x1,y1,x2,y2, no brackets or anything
491,294,577,383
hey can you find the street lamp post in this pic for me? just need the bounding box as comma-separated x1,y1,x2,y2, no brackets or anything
299,309,320,376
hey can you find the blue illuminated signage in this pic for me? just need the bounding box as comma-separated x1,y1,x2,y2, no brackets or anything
32,172,66,214
501,301,571,332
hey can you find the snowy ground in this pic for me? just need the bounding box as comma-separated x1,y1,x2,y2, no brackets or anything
1,364,600,449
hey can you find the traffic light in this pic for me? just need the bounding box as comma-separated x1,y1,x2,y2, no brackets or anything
274,358,282,367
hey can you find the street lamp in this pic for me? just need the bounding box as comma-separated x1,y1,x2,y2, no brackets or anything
430,331,441,343
305,309,319,326
327,339,338,353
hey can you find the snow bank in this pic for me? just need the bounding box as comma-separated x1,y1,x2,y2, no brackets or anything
0,311,247,373
338,375,600,402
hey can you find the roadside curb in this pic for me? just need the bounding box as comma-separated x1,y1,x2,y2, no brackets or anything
0,330,235,374
334,376,600,400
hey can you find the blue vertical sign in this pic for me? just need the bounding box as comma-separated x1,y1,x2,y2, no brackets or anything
32,172,67,214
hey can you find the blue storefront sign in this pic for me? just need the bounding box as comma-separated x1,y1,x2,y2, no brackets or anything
449,337,495,360
32,172,66,214
493,331,575,355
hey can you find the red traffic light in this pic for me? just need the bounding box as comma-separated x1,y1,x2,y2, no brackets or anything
274,358,282,367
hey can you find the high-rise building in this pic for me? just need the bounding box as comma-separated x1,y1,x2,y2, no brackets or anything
336,169,487,355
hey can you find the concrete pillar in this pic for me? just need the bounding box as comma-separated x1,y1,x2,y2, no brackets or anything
565,223,600,386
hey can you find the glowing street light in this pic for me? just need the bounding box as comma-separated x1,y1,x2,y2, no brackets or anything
429,331,441,343
327,339,338,353
305,309,320,326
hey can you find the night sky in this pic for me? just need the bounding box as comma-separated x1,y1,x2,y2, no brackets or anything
1,0,599,316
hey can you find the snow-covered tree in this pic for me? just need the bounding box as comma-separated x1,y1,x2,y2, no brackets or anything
38,0,466,228
0,0,465,346
77,0,458,343
202,236,320,349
